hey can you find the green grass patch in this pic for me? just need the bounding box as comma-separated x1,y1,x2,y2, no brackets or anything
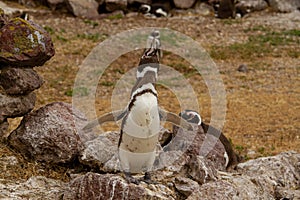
43,26,55,34
210,28,300,60
107,13,123,20
100,81,114,87
76,33,102,42
56,35,68,42
83,19,99,27
65,87,89,97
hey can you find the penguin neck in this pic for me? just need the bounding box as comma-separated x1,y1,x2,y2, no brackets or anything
131,71,157,97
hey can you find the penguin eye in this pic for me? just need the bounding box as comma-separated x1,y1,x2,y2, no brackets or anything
187,113,195,120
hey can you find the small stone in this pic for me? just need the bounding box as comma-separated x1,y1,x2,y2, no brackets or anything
238,64,248,72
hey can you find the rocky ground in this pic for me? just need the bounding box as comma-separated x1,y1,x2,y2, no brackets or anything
0,1,299,199
31,9,300,157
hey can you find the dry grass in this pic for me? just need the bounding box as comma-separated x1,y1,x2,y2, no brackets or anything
2,11,299,181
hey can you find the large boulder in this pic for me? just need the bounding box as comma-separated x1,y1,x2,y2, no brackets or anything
0,18,55,67
65,0,99,19
237,151,300,198
8,102,86,164
173,0,196,9
0,67,43,95
268,0,300,13
164,125,228,171
63,172,176,200
0,176,65,199
0,92,36,123
186,152,300,199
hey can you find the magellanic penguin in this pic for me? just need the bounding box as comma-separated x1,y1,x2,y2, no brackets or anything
164,109,240,169
139,2,170,18
82,31,193,184
118,45,161,184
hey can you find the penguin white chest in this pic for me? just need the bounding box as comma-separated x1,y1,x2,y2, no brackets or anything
124,93,160,138
119,92,160,173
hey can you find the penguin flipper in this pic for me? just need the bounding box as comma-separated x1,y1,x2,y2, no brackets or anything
82,109,127,131
159,109,193,131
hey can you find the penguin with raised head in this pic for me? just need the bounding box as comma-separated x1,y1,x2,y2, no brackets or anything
118,45,161,184
83,31,193,184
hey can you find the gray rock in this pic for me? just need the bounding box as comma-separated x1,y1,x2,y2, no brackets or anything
0,18,55,67
105,0,128,12
0,92,36,123
165,125,228,171
236,0,268,15
174,177,200,198
65,0,99,19
0,176,65,199
63,172,176,200
8,102,85,164
268,0,300,13
237,151,300,197
197,180,238,199
194,2,215,16
0,67,44,95
46,0,65,10
79,132,118,169
184,155,217,184
173,0,196,9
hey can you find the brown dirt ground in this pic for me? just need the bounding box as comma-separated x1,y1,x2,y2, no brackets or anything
1,8,299,182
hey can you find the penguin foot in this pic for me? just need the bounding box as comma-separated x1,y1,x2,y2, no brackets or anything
142,172,156,184
124,172,140,185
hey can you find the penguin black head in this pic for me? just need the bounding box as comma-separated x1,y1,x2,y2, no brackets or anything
139,4,151,14
179,110,202,126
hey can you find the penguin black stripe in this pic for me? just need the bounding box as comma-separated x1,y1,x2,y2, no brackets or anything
128,88,158,112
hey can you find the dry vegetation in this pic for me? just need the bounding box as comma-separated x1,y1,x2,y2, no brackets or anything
1,10,299,182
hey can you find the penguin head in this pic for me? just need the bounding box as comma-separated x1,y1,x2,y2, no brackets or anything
139,4,151,14
179,110,202,125
155,8,168,17
150,30,160,38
